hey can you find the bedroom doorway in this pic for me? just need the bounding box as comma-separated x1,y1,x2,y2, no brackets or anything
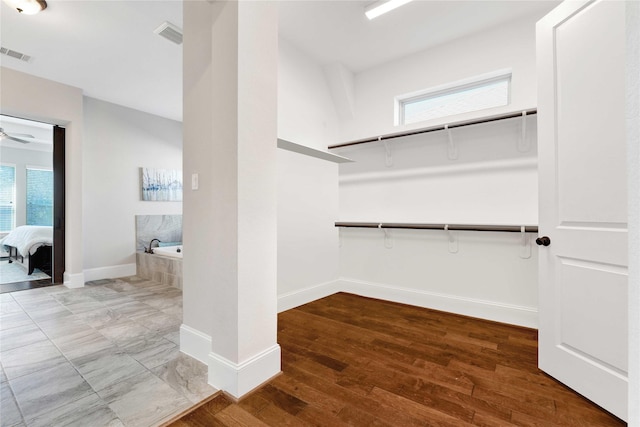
0,115,64,292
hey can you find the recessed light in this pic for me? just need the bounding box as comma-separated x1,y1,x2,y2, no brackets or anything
365,0,413,20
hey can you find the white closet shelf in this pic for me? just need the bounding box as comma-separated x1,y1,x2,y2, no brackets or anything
277,138,353,164
328,108,537,150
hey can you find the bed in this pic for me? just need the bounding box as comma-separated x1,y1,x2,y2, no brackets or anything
1,225,53,276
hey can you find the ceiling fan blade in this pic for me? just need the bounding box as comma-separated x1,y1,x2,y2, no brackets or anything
0,128,32,144
4,134,31,144
9,133,35,138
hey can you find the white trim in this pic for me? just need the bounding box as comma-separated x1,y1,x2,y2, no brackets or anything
180,324,212,364
25,165,52,171
336,278,538,329
83,263,136,282
63,271,84,288
278,279,341,312
208,344,281,399
627,1,640,424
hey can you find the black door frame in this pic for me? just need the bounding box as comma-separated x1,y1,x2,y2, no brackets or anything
53,125,65,284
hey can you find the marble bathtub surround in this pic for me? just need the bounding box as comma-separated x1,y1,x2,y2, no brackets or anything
0,276,217,427
136,252,183,290
135,215,182,253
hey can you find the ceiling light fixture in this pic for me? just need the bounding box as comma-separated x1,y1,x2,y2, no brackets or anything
365,0,413,20
2,0,47,15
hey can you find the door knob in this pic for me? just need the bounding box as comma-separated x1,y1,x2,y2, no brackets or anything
536,236,551,246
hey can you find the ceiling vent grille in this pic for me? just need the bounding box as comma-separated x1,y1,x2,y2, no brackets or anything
0,47,31,62
154,21,183,45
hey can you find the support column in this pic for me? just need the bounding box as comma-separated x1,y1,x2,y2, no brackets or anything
182,0,280,399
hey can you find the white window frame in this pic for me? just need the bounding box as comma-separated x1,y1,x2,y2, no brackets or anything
0,163,17,234
395,69,512,126
25,165,53,227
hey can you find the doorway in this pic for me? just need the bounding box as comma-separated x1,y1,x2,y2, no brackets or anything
0,115,65,292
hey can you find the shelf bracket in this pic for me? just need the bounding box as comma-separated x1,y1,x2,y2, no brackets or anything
379,224,393,249
520,226,532,259
445,225,458,254
517,111,531,152
382,139,393,167
445,125,458,160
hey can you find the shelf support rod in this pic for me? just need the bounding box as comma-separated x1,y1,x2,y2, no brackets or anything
445,125,458,160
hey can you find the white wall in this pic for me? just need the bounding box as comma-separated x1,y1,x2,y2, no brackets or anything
333,15,540,327
337,117,538,224
0,67,84,287
276,36,342,309
339,13,542,142
83,97,182,280
278,37,340,151
277,149,340,311
0,145,52,228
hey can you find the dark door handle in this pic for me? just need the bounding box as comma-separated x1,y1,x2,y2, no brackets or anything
536,236,551,246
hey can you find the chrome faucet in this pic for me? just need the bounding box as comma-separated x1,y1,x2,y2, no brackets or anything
146,238,161,254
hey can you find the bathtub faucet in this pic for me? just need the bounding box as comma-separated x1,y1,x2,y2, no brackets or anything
146,238,162,254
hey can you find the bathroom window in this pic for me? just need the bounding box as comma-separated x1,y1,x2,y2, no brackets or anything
0,164,15,232
397,70,511,126
26,167,53,226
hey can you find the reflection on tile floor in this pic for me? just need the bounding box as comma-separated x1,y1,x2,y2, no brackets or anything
0,276,216,427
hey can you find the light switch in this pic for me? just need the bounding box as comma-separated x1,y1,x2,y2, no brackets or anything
191,173,199,190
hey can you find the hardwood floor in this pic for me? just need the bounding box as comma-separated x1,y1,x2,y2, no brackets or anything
168,293,625,426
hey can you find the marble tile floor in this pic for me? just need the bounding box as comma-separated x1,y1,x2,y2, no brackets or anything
0,276,217,427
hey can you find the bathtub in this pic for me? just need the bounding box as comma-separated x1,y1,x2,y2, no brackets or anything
153,245,183,259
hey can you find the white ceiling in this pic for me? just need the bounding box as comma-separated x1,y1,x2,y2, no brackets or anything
278,1,558,73
0,0,559,129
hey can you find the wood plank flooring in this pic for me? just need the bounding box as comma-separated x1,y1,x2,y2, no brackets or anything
168,293,625,426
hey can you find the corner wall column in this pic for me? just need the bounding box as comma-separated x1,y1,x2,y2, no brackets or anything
182,0,280,399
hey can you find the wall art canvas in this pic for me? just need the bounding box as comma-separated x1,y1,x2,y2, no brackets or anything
140,168,183,201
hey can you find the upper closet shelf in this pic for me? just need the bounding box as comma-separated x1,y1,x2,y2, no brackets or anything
278,138,353,164
328,108,537,150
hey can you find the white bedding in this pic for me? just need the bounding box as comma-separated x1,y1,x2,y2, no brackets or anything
0,225,53,256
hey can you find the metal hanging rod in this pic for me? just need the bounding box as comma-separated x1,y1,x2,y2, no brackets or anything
335,222,538,233
328,109,537,150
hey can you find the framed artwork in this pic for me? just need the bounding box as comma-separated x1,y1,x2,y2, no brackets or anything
140,168,183,201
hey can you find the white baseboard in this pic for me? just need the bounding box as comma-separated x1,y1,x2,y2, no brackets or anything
180,324,281,398
208,344,281,399
277,279,341,312
337,278,538,329
63,271,85,288
83,263,136,282
179,324,212,365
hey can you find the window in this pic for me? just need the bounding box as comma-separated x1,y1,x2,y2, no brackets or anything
0,164,16,232
26,167,53,226
397,71,511,126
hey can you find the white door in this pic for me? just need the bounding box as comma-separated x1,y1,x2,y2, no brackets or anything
537,0,627,421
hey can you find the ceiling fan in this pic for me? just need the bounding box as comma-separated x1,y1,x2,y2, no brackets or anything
0,127,35,144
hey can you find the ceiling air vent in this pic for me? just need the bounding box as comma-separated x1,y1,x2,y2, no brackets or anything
1,46,31,62
154,21,183,45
